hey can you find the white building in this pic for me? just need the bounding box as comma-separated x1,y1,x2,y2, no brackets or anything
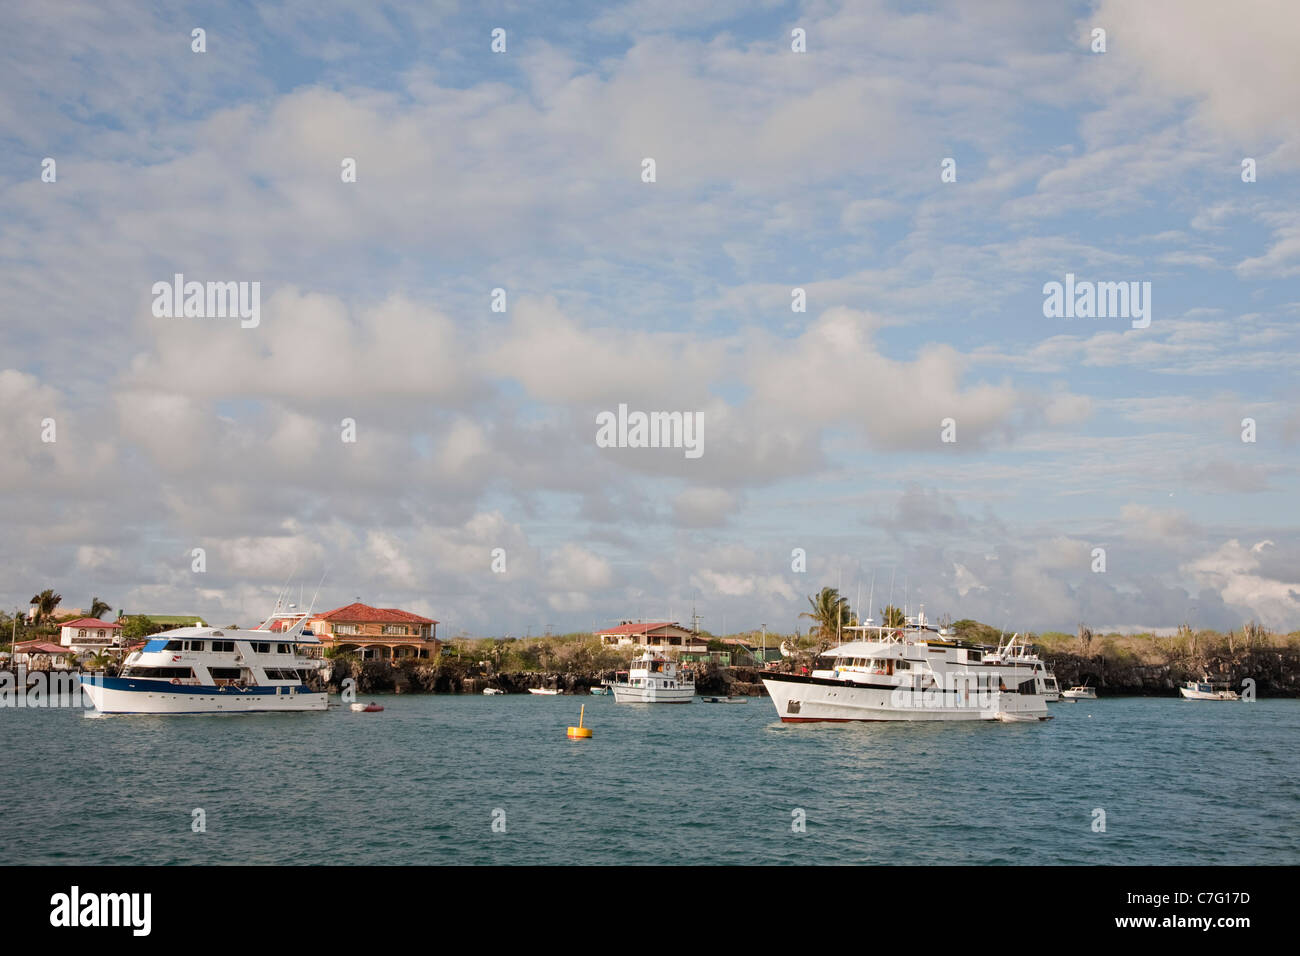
595,621,706,652
59,618,124,656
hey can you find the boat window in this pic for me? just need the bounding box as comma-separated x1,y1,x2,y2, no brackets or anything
211,641,234,652
896,660,910,671
210,667,242,680
164,640,183,651
127,667,195,679
277,644,290,654
187,641,205,652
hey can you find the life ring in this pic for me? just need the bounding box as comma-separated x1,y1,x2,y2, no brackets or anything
171,678,181,685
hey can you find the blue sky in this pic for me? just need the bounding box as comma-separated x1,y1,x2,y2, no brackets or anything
2,0,1298,637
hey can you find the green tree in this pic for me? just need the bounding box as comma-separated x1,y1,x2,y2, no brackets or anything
120,615,159,642
800,587,853,639
28,589,62,625
879,605,906,628
89,597,112,619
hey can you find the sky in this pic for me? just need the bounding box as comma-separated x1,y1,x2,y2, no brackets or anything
1,0,1298,638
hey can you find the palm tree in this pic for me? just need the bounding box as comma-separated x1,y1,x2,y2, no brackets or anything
879,605,906,628
800,587,854,639
28,589,61,625
89,597,111,620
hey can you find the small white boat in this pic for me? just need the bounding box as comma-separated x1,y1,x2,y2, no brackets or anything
528,687,560,696
609,650,695,703
349,702,384,712
482,687,504,696
1060,684,1097,701
700,695,747,703
1179,679,1239,701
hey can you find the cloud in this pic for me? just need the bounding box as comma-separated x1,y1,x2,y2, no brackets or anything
1183,539,1300,630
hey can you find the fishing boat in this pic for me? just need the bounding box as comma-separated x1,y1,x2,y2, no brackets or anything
1060,684,1097,701
79,594,328,715
1179,679,1240,701
760,608,1051,723
609,649,694,703
528,687,560,696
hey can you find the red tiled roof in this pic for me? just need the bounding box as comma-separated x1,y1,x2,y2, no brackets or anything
15,641,71,654
595,621,686,636
61,618,123,629
314,603,437,625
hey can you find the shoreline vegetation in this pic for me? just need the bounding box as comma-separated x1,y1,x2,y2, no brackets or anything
5,603,1299,699
321,618,1300,698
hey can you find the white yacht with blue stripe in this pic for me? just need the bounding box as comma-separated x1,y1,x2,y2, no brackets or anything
80,602,328,715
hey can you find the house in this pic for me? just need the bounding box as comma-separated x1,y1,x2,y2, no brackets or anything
58,618,124,657
12,640,78,669
595,621,707,653
308,603,440,660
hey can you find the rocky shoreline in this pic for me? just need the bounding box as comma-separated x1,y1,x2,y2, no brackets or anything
1043,646,1300,697
318,647,1300,698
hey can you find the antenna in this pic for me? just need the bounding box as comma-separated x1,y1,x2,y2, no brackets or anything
866,570,876,629
855,574,861,631
887,567,896,625
274,561,298,613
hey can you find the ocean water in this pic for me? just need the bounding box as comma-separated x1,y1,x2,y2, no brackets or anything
3,694,1297,865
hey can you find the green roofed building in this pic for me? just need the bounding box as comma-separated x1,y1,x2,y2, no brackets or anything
129,614,207,628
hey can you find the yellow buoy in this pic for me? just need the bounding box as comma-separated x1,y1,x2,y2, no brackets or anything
566,703,593,739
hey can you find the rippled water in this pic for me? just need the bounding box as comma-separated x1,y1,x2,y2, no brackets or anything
3,694,1297,865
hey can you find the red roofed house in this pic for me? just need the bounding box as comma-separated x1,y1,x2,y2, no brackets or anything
308,603,440,660
13,640,78,669
59,618,125,657
595,621,706,653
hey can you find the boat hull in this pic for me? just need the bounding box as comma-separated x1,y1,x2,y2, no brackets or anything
761,673,1049,722
610,683,694,703
79,676,327,714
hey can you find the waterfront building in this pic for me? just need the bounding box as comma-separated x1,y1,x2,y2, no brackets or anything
596,621,707,653
58,618,124,657
307,603,440,660
12,640,78,669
